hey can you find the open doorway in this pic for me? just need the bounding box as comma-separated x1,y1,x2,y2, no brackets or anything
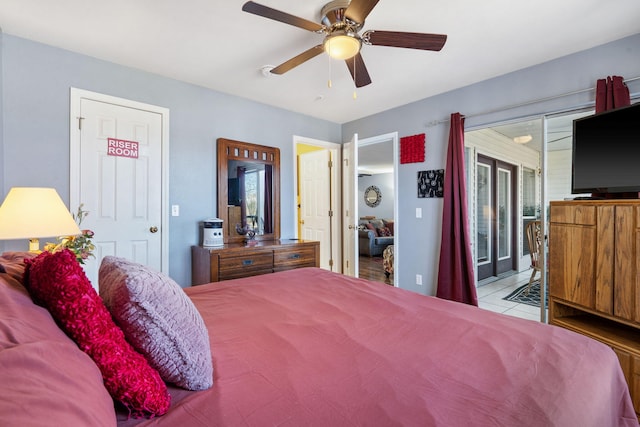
294,133,399,284
357,133,399,287
467,109,593,322
466,119,542,284
293,136,342,272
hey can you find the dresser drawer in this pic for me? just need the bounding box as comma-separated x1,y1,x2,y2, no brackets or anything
218,252,273,280
191,240,319,285
549,205,596,225
274,246,317,271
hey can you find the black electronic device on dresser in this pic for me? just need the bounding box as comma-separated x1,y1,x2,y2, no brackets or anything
571,102,640,197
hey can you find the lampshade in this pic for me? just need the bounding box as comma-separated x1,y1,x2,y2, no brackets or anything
324,31,361,60
0,187,81,251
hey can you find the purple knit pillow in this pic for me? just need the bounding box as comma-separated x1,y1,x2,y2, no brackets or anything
99,256,213,391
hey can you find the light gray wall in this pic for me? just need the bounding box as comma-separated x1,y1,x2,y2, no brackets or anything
358,173,394,219
2,32,640,294
343,33,640,296
0,34,341,286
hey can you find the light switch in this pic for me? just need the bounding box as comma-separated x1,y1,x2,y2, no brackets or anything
416,207,422,218
171,205,180,216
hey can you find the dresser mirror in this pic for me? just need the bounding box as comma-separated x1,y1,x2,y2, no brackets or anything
217,138,280,244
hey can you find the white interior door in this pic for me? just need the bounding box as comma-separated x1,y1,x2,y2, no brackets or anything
70,89,169,289
342,134,358,277
300,150,333,270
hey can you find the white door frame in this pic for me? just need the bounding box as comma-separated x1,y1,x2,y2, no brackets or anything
69,88,170,275
342,134,358,277
358,132,399,287
292,135,342,272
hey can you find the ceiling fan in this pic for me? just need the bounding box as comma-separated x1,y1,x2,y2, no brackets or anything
242,0,447,88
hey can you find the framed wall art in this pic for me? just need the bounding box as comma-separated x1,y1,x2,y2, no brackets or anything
400,133,425,164
418,170,444,198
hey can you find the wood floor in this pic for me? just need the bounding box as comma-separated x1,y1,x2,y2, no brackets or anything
359,255,393,285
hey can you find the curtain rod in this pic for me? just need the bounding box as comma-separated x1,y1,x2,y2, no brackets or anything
426,75,640,127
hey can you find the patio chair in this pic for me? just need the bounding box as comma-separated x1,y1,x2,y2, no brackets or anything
525,220,542,295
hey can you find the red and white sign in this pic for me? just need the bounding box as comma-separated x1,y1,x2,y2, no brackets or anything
107,138,139,159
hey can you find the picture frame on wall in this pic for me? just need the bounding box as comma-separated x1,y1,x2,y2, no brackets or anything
418,170,444,198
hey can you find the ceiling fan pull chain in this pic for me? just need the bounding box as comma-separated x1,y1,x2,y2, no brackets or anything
328,49,333,88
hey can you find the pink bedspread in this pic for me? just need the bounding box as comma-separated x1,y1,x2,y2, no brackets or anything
119,268,637,426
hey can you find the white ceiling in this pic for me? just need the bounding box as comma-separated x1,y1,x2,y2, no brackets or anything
0,0,639,124
359,140,394,175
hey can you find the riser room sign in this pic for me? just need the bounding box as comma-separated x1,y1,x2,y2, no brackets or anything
107,138,139,159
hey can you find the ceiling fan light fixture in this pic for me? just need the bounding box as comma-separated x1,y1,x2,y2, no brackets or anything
513,134,533,144
324,31,361,60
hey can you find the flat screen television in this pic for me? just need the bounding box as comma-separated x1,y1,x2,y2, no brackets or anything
571,102,640,196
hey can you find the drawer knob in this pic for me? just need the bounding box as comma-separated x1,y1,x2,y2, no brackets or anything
289,254,301,259
242,259,254,266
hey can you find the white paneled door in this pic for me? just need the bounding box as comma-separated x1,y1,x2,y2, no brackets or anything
70,89,169,289
300,149,332,270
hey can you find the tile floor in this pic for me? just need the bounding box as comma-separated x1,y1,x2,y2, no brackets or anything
477,270,548,323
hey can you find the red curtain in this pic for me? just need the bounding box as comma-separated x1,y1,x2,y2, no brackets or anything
593,76,632,199
595,76,630,114
436,113,478,306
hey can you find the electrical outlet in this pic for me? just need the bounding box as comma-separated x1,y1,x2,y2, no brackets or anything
171,205,180,216
416,274,423,285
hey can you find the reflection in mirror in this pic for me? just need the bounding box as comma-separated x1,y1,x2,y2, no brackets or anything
217,138,280,244
227,160,273,235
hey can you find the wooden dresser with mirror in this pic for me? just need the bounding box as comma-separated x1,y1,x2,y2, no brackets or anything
191,138,319,285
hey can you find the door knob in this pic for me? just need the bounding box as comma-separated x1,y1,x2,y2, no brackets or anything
150,226,158,233
348,224,357,230
300,219,305,225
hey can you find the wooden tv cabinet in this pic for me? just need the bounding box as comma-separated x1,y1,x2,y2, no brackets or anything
549,200,640,416
191,239,319,285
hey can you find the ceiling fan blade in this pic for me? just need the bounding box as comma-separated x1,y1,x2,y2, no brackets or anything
271,45,324,75
242,1,324,32
365,30,447,51
345,0,380,24
345,53,372,88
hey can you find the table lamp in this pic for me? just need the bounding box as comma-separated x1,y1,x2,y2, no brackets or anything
0,187,81,252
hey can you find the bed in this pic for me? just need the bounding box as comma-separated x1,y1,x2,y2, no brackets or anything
0,251,637,426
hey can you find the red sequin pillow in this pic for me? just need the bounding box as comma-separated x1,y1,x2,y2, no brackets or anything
24,249,170,418
377,227,392,237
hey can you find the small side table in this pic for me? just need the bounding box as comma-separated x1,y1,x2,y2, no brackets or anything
383,245,394,278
